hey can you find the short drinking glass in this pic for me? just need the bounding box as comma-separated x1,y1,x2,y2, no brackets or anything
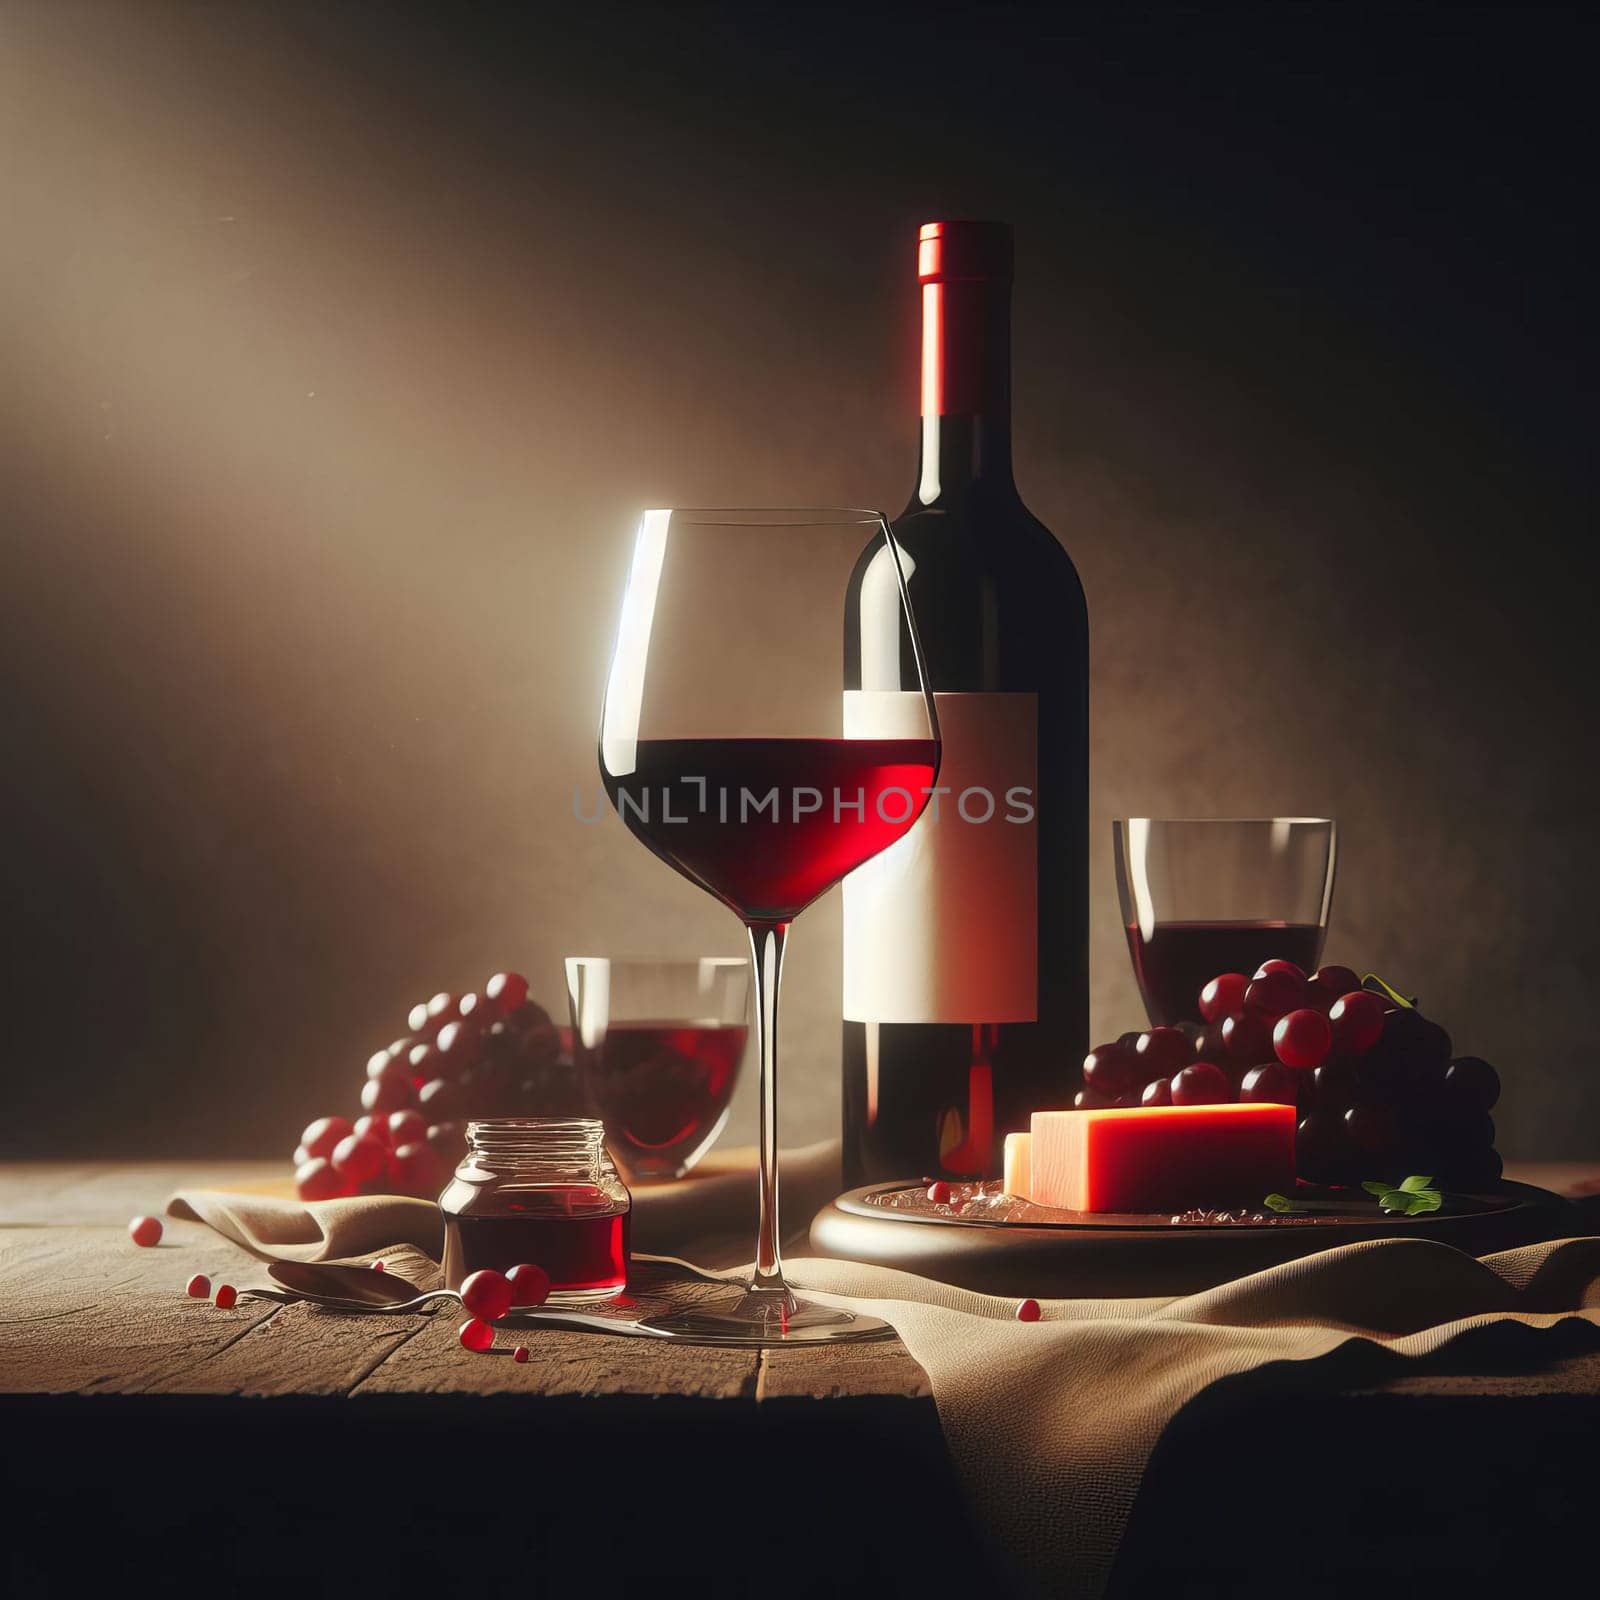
1114,817,1337,1026
566,956,749,1183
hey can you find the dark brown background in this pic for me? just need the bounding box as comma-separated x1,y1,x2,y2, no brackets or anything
1,2,1592,1160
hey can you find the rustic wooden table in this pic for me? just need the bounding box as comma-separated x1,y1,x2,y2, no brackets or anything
4,1161,1598,1599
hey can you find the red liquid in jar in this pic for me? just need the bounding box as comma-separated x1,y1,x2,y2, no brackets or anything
1126,920,1324,1026
442,1195,629,1300
581,1020,747,1179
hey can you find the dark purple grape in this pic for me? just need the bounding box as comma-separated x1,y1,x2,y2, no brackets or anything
1083,1042,1142,1095
1073,1088,1115,1110
1343,1103,1400,1158
434,1017,485,1076
1244,969,1307,1020
1311,1054,1359,1111
1296,1113,1357,1185
1141,1077,1172,1107
1306,965,1361,1012
1240,1062,1303,1107
418,1077,461,1120
1192,1023,1228,1065
1370,1008,1452,1071
1171,1062,1231,1106
1115,1030,1144,1051
1221,1010,1274,1065
1444,1056,1501,1111
1136,1027,1194,1079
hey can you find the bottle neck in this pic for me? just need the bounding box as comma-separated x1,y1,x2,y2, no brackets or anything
915,277,1017,506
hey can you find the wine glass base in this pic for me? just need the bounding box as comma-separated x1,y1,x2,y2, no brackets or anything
636,1287,895,1345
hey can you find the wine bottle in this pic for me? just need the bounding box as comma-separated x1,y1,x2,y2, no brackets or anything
842,220,1089,1185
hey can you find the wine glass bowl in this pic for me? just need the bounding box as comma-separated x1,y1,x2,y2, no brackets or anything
565,956,749,1184
598,508,940,1342
1114,818,1338,1027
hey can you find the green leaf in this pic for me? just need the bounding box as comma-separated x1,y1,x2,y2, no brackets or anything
1361,1180,1393,1198
1362,973,1417,1010
1375,1185,1442,1215
1264,1192,1307,1214
1398,1174,1436,1194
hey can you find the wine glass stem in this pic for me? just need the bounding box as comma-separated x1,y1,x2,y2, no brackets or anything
745,919,789,1296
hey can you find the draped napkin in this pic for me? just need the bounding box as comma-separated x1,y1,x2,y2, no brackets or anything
168,1150,1600,1600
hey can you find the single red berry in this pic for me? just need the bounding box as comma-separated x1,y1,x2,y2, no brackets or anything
330,1133,387,1184
1240,1062,1303,1107
425,991,458,1028
361,1073,413,1115
458,1317,494,1353
1171,1062,1232,1106
1073,1088,1115,1110
370,1259,386,1272
926,1181,953,1204
1274,1008,1333,1069
352,1113,393,1146
366,1047,395,1081
1015,1298,1042,1322
1244,968,1307,1019
387,1109,427,1147
512,1345,530,1363
214,1284,238,1310
292,1143,313,1168
460,1268,514,1322
1328,990,1387,1055
507,1263,551,1308
1199,972,1248,1024
1306,965,1361,1011
185,1273,211,1299
485,971,531,1016
300,1115,354,1161
433,1019,483,1075
1141,1076,1172,1107
296,1156,352,1202
128,1215,163,1248
418,1077,461,1120
1254,958,1307,982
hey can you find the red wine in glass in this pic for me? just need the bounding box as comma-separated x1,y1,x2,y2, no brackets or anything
603,737,938,922
597,506,939,1344
1126,919,1325,1026
579,1019,748,1181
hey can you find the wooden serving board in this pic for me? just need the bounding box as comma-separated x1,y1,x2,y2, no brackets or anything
808,1179,1578,1297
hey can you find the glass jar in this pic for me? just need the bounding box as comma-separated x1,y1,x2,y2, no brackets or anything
439,1118,631,1303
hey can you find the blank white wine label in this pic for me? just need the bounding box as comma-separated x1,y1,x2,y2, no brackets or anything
843,690,1038,1023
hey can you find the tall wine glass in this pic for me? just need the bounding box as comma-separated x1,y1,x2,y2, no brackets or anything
599,508,939,1343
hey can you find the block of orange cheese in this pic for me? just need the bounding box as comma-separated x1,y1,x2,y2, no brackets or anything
1029,1103,1296,1213
1003,1131,1031,1198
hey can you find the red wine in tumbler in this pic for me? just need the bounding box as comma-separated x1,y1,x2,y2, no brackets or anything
602,737,937,923
1127,920,1324,1026
580,1019,748,1178
842,221,1089,1184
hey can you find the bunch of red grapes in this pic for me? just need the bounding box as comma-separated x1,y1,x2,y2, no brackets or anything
291,971,571,1203
1081,961,1503,1189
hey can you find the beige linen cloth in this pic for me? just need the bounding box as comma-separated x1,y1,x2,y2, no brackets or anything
170,1145,1600,1600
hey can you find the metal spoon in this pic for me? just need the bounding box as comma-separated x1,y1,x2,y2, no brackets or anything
253,1260,675,1337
